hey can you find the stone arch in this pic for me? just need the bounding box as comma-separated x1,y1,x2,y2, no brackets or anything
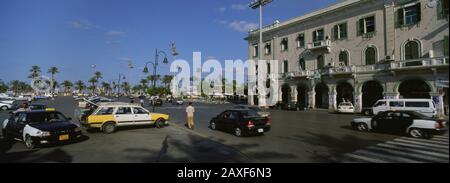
314,82,329,109
397,78,434,99
401,38,423,60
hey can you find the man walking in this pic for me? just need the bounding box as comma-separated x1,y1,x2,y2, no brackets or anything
186,102,195,129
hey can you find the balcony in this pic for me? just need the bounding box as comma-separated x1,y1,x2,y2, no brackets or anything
307,40,331,52
390,57,448,70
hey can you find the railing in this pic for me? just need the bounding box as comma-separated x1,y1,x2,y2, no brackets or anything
307,40,331,50
390,57,448,69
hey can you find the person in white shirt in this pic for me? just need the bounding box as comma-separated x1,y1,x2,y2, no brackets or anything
186,102,195,129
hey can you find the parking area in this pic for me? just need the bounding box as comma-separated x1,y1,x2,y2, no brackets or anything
0,96,448,163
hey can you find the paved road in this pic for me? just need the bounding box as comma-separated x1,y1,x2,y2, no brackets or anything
0,96,448,163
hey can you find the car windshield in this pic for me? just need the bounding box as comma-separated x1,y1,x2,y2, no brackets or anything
242,110,260,118
27,112,68,124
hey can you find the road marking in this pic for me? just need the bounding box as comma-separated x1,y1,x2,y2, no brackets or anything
336,136,449,163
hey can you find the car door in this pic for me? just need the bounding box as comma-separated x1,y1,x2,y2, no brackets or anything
373,112,393,131
224,111,239,131
381,112,402,132
398,112,415,132
114,107,135,126
133,107,151,125
215,111,230,130
7,113,27,139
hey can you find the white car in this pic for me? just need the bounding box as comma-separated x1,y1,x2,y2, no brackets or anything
337,102,354,113
0,102,12,111
351,110,447,139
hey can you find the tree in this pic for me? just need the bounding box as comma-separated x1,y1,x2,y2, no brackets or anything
146,75,156,88
47,67,59,95
88,77,98,94
0,80,8,93
94,71,103,80
101,82,111,96
121,82,130,95
140,79,148,90
62,80,73,93
162,75,174,89
10,80,32,95
28,65,41,79
74,80,85,93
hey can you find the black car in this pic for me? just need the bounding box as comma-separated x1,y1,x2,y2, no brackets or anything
209,109,271,137
29,103,47,110
274,101,305,111
2,110,82,149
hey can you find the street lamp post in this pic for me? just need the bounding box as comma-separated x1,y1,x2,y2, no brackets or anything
143,49,169,112
117,73,126,100
250,0,273,107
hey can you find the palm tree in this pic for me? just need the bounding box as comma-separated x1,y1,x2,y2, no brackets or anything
146,75,156,88
101,82,111,96
28,65,41,79
94,71,102,80
162,75,174,89
121,82,130,95
10,80,21,95
155,74,161,87
62,80,73,94
47,67,59,96
139,79,148,95
88,77,98,94
74,80,85,93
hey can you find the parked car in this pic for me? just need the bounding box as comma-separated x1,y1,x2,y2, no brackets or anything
234,105,271,118
0,102,12,111
351,110,447,139
209,109,271,137
372,99,437,117
337,102,355,113
0,93,14,100
173,98,184,105
79,103,170,134
2,110,83,149
151,98,163,106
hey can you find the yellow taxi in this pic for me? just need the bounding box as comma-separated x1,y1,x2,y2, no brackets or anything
80,102,169,134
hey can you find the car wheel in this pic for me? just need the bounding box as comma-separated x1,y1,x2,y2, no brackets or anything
1,106,8,111
409,128,430,139
24,135,35,149
356,123,369,132
210,121,217,130
155,118,165,128
234,127,243,137
102,122,116,134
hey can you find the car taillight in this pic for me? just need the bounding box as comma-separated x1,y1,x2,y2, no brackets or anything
435,121,445,129
266,117,272,126
247,121,255,128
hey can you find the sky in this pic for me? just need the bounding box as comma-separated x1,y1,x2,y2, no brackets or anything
0,0,339,86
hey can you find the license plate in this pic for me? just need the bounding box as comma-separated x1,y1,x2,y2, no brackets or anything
258,129,264,133
59,134,69,141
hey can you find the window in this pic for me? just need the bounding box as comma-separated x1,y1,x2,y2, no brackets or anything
317,55,325,69
358,16,375,35
297,33,305,48
264,43,271,55
443,0,449,17
97,107,115,115
389,101,404,107
374,101,386,107
404,41,420,60
267,63,271,74
405,102,429,107
252,45,259,57
299,58,305,70
133,107,148,114
281,38,288,51
334,23,348,40
365,47,377,65
313,29,325,43
228,111,239,120
283,60,289,73
397,3,421,26
116,107,132,114
338,51,349,66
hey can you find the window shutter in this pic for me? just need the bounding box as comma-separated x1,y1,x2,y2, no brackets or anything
358,19,364,36
443,0,449,16
341,23,347,38
397,8,404,27
333,25,338,40
416,3,421,22
445,36,449,57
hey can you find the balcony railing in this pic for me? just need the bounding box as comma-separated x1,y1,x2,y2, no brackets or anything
278,57,448,79
307,40,331,51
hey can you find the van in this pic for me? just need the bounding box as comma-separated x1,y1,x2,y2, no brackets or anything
372,99,437,117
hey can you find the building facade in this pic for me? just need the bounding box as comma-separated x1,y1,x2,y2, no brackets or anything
247,0,449,115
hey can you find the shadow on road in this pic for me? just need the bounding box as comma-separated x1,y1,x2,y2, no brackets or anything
0,148,73,163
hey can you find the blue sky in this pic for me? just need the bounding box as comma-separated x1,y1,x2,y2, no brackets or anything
0,0,338,85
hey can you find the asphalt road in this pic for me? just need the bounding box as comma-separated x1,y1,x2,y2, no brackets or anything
0,96,447,163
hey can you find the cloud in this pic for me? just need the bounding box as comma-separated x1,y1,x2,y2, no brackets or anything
68,20,99,30
228,21,258,33
218,7,226,12
231,4,247,10
105,30,126,37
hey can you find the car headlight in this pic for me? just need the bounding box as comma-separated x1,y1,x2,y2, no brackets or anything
36,131,51,137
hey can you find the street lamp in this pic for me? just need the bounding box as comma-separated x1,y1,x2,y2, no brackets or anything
117,73,126,99
250,0,273,106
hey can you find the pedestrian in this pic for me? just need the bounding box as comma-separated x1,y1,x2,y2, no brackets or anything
186,102,195,129
140,98,144,107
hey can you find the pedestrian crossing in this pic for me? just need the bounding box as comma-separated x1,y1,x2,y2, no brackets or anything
337,136,449,163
